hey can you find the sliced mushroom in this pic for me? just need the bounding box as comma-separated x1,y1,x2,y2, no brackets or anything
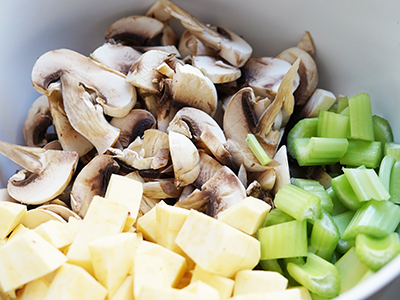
249,168,276,191
137,88,159,118
90,43,143,75
272,145,291,195
178,30,218,59
143,178,182,199
299,88,337,119
157,84,179,132
297,31,316,57
175,188,209,212
192,56,241,84
161,0,252,67
31,48,137,118
161,25,178,46
38,204,82,222
135,45,181,57
43,140,63,151
151,148,170,170
110,109,156,148
194,150,223,188
237,164,247,188
61,72,120,154
23,95,53,148
141,129,169,157
21,208,66,229
246,180,264,199
70,154,119,218
145,0,173,22
0,141,79,205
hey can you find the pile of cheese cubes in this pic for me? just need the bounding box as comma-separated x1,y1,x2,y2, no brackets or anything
0,174,312,299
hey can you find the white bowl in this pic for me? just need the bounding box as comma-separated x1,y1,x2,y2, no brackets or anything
1,0,400,298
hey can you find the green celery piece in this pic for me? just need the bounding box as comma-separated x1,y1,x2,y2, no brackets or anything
328,102,338,113
294,137,348,166
291,178,333,215
390,160,400,204
336,96,349,113
259,259,284,275
274,184,321,221
310,292,330,300
331,174,362,211
340,106,350,116
335,247,372,294
339,139,382,168
317,110,349,138
333,211,355,254
262,208,295,227
309,210,340,261
245,133,271,165
385,142,400,161
343,167,390,202
282,256,305,287
258,220,308,260
342,200,400,240
373,115,393,148
378,154,396,193
287,117,318,158
355,232,400,272
348,93,374,141
287,252,340,299
327,186,348,216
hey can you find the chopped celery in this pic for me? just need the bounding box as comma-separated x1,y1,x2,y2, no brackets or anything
259,259,284,275
335,247,372,294
331,174,362,211
343,168,390,202
262,208,295,227
327,186,348,216
340,106,350,116
372,115,393,148
348,93,374,141
339,139,382,168
336,96,349,113
309,210,340,261
342,200,400,240
333,211,355,254
245,133,271,165
385,142,400,161
287,117,318,158
294,137,348,166
258,220,308,260
274,184,321,221
287,252,340,299
317,110,349,138
390,161,400,204
355,232,400,272
378,154,396,193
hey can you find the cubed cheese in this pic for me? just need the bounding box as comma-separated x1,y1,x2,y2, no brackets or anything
0,201,27,239
233,270,288,295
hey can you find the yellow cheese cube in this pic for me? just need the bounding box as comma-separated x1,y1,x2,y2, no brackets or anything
44,263,107,300
136,285,197,300
230,288,307,300
136,205,157,242
135,240,187,287
108,275,134,300
7,223,28,240
67,196,128,275
183,280,221,300
233,270,288,295
191,265,234,300
0,230,67,292
15,278,49,300
105,173,143,223
34,220,74,250
175,210,260,278
288,287,312,300
217,196,271,235
0,201,27,239
67,217,82,236
88,232,137,295
0,239,6,247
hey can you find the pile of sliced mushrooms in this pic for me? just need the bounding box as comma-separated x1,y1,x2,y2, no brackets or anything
1,0,325,225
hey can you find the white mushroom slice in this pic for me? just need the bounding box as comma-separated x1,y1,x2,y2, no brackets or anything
23,95,52,148
178,30,218,59
177,185,196,203
237,164,248,188
38,204,82,222
139,196,161,215
171,64,218,116
194,150,223,188
31,48,137,117
252,98,272,120
90,43,142,75
48,91,94,157
136,45,181,57
272,145,291,195
249,168,276,191
168,131,200,187
143,178,182,199
175,188,209,212
21,208,66,229
246,180,264,199
299,88,337,119
157,81,179,132
146,0,173,22
105,15,164,46
0,188,19,203
297,31,316,56
151,148,170,170
242,57,300,99
161,0,252,67
156,62,175,78
61,72,120,155
70,155,119,218
142,129,169,157
137,88,159,118
192,56,241,84
277,47,318,105
161,25,178,46
0,141,78,205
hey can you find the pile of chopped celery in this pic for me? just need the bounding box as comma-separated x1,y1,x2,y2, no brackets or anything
257,93,400,299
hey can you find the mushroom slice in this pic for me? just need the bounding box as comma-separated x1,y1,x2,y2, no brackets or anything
0,141,79,205
246,180,264,199
105,15,164,46
242,57,300,99
137,88,159,117
48,90,94,156
38,204,82,222
0,188,19,203
161,25,178,46
237,164,247,188
61,72,120,155
249,168,276,191
31,48,137,117
178,30,217,59
168,131,200,187
192,56,241,84
23,95,53,148
43,140,63,151
277,47,318,106
142,129,169,157
110,109,156,148
272,145,291,195
143,178,182,199
136,45,181,57
70,155,119,218
161,0,252,67
175,188,209,212
91,43,143,75
194,150,223,188
171,64,218,116
146,0,173,22
151,148,170,170
21,208,66,229
157,82,179,132
297,31,316,57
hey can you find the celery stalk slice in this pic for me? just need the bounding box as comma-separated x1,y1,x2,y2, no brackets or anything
340,106,350,116
348,93,374,141
342,200,400,240
258,220,308,260
259,259,284,275
287,252,340,299
336,96,349,113
373,115,393,148
355,232,400,272
385,142,400,161
331,174,362,211
333,211,355,253
327,186,348,216
262,208,295,227
339,139,382,168
245,133,271,165
343,168,390,202
378,154,396,193
317,110,349,138
390,160,400,204
287,117,318,158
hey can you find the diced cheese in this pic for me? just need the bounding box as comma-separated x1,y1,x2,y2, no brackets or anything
233,270,288,295
136,285,197,300
7,223,28,240
108,275,134,300
136,205,157,242
34,220,74,250
0,201,27,239
14,278,49,300
183,280,221,300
